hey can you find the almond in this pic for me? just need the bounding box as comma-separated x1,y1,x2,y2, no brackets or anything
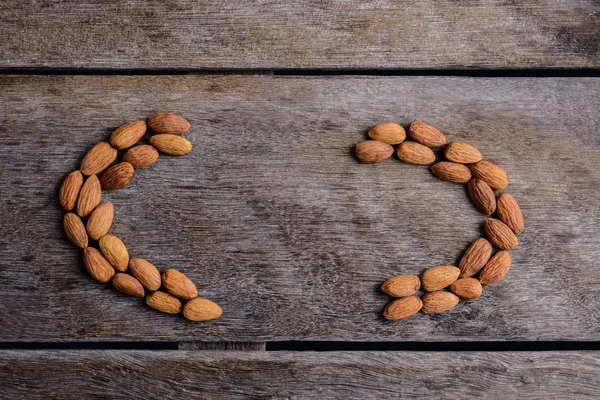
112,273,145,298
431,161,472,183
469,161,509,190
77,174,101,218
59,170,83,210
396,141,435,164
83,247,115,283
421,291,460,314
368,122,406,145
459,238,492,277
162,269,198,300
421,265,460,292
129,258,162,291
496,193,524,234
123,144,159,168
86,202,114,240
150,134,193,156
467,178,496,215
100,162,135,190
63,213,88,248
382,295,423,320
450,278,482,300
381,275,420,297
183,298,223,321
355,140,394,163
485,218,518,250
80,142,117,176
479,251,511,285
146,291,182,314
109,120,147,150
148,113,190,135
407,121,446,147
99,234,129,271
444,142,483,164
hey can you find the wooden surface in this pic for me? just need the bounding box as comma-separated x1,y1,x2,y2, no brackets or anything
1,0,599,69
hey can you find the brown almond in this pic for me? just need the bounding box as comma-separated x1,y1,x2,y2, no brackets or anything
479,251,512,285
123,144,159,168
183,298,223,321
421,291,460,314
444,142,483,164
459,238,493,277
100,162,135,190
431,161,472,183
150,134,193,156
421,265,460,292
86,202,114,240
83,247,115,283
162,269,198,300
112,273,145,298
469,161,509,190
80,142,117,176
63,213,88,248
109,120,147,150
355,140,394,163
468,178,496,215
381,275,420,297
396,141,436,164
146,291,182,314
99,234,129,272
450,278,483,300
148,113,190,135
496,193,524,234
129,258,162,291
382,295,423,320
59,170,83,210
485,218,518,250
77,174,101,218
368,122,406,145
407,121,446,147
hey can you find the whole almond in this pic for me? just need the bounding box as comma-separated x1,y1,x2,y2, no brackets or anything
100,162,135,190
421,265,460,292
80,142,117,176
123,144,159,168
83,247,115,283
469,161,509,190
183,298,223,321
468,178,496,215
146,291,182,314
459,238,493,277
421,291,460,314
109,120,147,150
431,161,472,183
444,142,483,164
112,273,145,298
162,269,198,300
63,213,88,248
148,113,190,135
59,170,83,210
77,174,101,218
355,140,394,163
396,141,436,164
485,218,518,250
450,278,483,300
382,295,423,320
129,258,162,291
150,134,193,156
86,202,114,240
381,275,420,297
479,251,511,285
99,234,129,271
368,122,406,145
407,121,446,147
496,193,524,234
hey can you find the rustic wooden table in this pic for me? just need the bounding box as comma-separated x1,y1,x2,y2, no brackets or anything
1,1,599,398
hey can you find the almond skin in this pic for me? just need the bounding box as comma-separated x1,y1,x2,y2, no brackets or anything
112,273,145,298
479,251,512,285
183,298,223,321
381,275,420,297
99,234,129,272
421,265,460,292
431,161,472,183
63,213,88,248
80,142,117,176
100,162,135,190
383,295,423,320
129,258,162,291
468,178,496,215
407,121,446,147
421,291,460,314
83,247,115,283
146,291,182,314
59,170,83,210
109,120,147,150
496,193,524,234
444,142,483,164
396,141,436,164
77,174,101,218
86,202,114,240
150,134,193,156
368,122,406,145
485,218,518,250
355,140,394,163
148,113,190,135
469,161,509,190
450,278,482,300
162,269,198,300
459,238,493,277
123,144,159,168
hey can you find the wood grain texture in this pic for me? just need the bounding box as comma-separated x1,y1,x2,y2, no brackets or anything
0,75,599,341
1,0,599,69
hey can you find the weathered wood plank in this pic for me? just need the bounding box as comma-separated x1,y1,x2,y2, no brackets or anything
0,76,599,341
1,1,598,69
